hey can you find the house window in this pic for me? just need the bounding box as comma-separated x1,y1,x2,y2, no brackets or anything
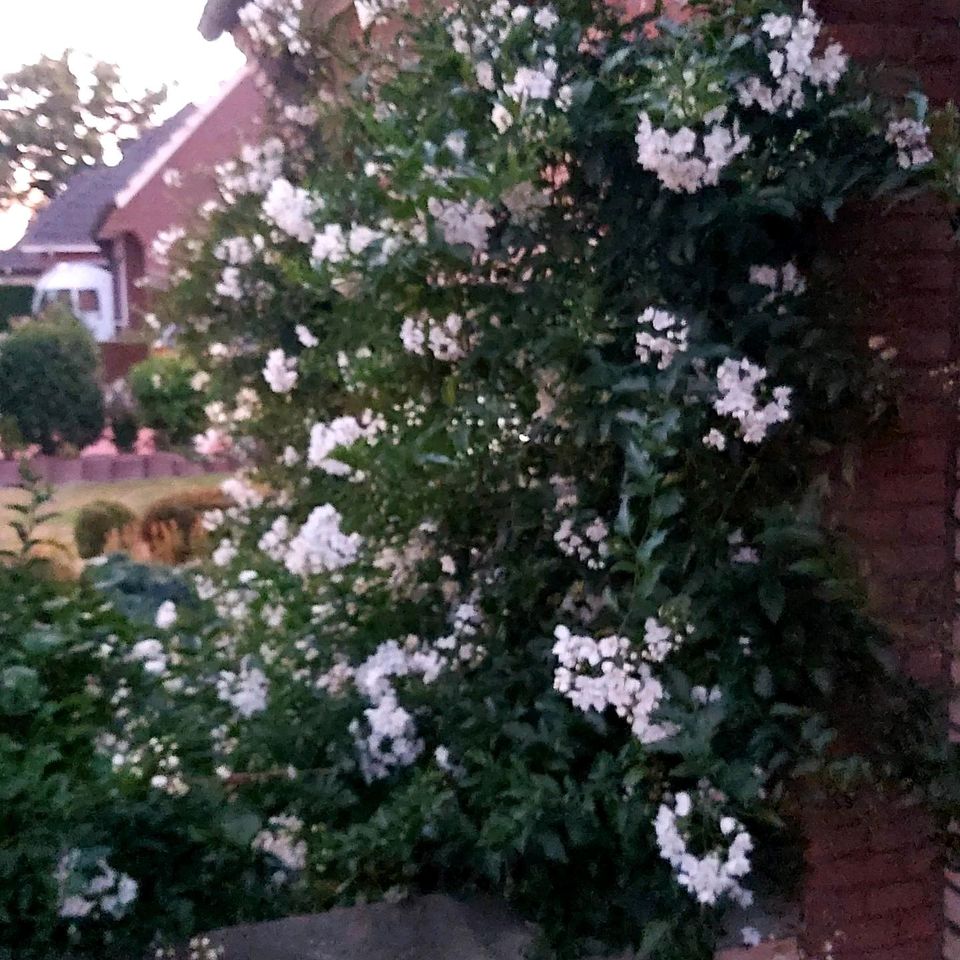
77,289,100,311
42,290,72,308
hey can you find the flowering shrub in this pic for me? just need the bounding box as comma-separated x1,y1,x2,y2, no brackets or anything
128,354,206,447
21,0,960,956
0,560,305,960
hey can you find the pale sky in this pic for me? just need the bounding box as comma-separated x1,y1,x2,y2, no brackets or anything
0,0,246,248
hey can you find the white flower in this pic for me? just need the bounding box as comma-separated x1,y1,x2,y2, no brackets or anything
348,224,384,254
400,316,427,355
262,178,319,243
886,117,934,169
295,324,320,348
552,625,672,744
227,137,285,195
713,359,791,444
491,103,513,133
739,7,847,114
428,197,495,252
214,235,260,265
444,130,467,158
504,61,557,101
194,428,233,458
263,349,299,394
217,659,269,717
284,504,363,576
354,0,406,29
400,312,470,363
307,415,368,474
252,815,307,872
212,538,239,568
215,266,244,300
635,112,750,193
654,793,753,907
154,601,177,630
311,223,348,265
475,61,496,91
426,313,465,362
534,5,559,30
55,852,138,921
642,616,684,663
190,370,212,391
703,429,727,451
635,307,688,369
742,927,762,947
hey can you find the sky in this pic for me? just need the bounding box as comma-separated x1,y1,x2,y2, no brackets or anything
0,0,246,248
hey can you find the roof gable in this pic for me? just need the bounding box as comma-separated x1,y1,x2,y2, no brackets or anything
18,107,196,253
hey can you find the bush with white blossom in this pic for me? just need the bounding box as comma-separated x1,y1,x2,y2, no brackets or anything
15,0,960,957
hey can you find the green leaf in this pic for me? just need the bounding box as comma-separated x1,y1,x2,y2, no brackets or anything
0,666,41,715
20,627,65,655
538,831,567,862
758,578,785,623
754,666,774,699
222,810,261,847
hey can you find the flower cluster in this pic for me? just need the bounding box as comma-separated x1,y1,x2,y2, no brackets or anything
56,852,138,921
635,111,751,194
252,815,307,876
635,307,689,369
263,349,299,394
322,608,486,781
262,178,320,243
552,626,673,744
216,658,270,717
283,504,363,577
654,792,753,907
307,412,382,476
749,262,807,304
737,3,847,115
400,312,468,362
551,477,610,570
427,197,496,252
886,117,934,169
712,359,792,444
219,138,285,197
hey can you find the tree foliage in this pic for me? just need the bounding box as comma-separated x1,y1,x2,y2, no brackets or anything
0,52,166,210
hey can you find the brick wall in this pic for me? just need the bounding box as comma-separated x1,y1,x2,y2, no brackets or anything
802,2,960,958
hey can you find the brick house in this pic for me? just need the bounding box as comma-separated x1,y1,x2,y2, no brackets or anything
0,67,266,351
199,2,960,958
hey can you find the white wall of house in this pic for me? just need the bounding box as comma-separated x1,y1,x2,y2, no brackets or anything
32,262,117,342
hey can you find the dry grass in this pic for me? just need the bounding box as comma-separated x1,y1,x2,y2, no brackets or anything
0,474,229,563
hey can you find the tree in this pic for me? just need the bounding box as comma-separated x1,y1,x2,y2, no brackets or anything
0,51,166,210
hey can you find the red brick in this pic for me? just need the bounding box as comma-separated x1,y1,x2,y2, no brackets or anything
895,329,953,363
868,472,947,506
836,911,938,951
807,823,874,864
801,3,953,953
862,882,932,916
902,646,948,685
856,938,943,960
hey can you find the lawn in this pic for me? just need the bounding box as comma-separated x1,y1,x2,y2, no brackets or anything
0,474,228,563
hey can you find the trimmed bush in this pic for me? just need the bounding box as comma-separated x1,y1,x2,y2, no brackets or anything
140,487,231,563
0,317,104,454
74,500,137,559
128,355,204,446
